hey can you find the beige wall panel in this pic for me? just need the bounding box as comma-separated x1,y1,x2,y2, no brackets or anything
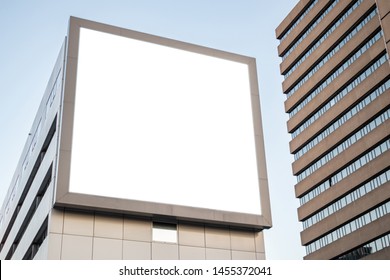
63,210,94,236
179,246,206,260
47,233,62,260
230,230,256,252
123,218,152,242
94,214,123,239
61,234,93,260
49,209,64,234
205,248,231,260
178,224,205,247
152,242,179,260
123,240,151,260
205,227,231,249
232,250,256,260
256,252,266,260
255,231,265,253
93,237,123,260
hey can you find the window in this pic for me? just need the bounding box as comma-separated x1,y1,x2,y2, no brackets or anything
305,201,390,255
279,0,319,42
294,77,390,161
22,216,48,260
152,222,177,243
282,0,342,61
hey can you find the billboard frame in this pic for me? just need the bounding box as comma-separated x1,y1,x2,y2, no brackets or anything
54,16,272,230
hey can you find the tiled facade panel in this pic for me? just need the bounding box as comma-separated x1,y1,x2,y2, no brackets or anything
45,209,265,260
93,237,123,260
179,246,206,260
61,235,93,260
123,240,151,260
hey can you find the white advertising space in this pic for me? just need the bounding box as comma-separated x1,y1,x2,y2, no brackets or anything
69,28,261,215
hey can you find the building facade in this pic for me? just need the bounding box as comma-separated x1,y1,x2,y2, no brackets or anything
276,0,390,259
0,17,271,260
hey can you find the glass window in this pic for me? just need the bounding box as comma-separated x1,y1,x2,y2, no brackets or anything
152,222,177,243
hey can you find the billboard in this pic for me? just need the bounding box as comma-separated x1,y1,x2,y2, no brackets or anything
55,17,271,229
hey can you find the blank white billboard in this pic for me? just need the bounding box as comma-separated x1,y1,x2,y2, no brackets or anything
68,27,262,215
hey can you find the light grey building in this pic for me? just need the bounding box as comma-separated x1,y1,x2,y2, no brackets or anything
0,17,272,260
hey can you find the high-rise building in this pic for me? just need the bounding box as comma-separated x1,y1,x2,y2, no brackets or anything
0,17,272,260
276,0,390,259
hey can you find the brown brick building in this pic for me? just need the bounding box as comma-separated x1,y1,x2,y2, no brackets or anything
276,0,390,259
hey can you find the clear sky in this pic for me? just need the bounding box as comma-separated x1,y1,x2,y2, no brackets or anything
0,0,304,259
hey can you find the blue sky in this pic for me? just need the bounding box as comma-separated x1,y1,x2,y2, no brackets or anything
0,0,304,259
